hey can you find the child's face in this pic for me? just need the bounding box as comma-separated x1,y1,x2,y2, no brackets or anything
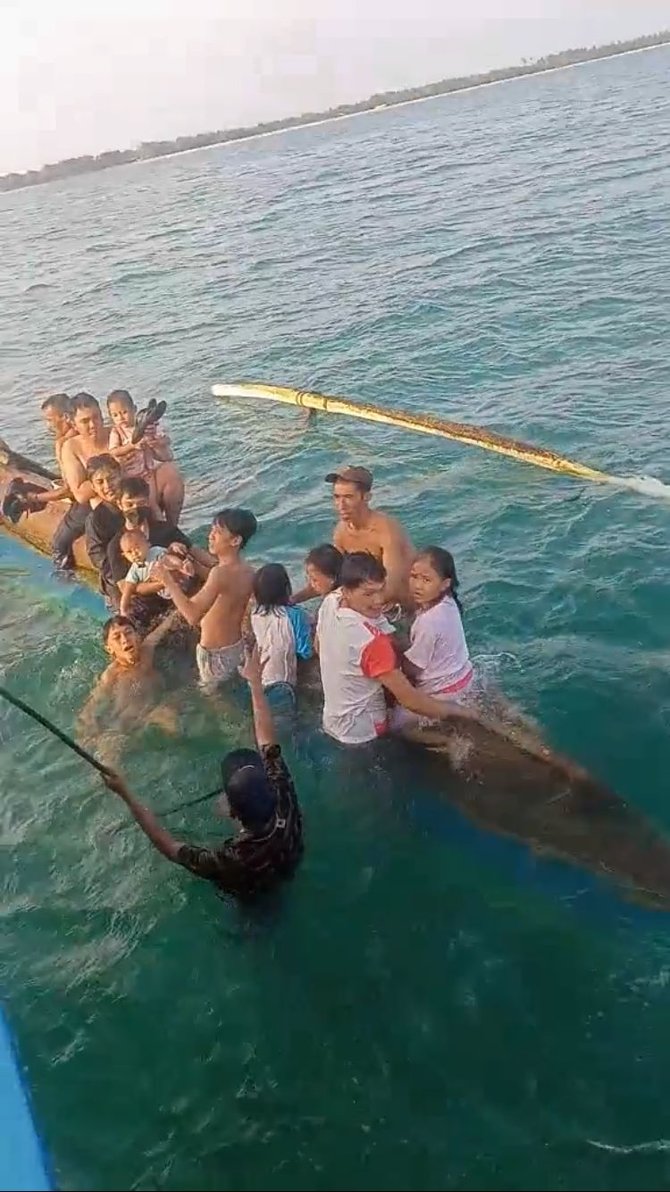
122,535,149,566
306,562,335,597
409,557,448,607
90,469,118,503
119,491,148,517
108,400,135,431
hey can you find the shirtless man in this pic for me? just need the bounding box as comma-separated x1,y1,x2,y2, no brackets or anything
27,394,76,510
328,466,413,607
53,393,110,569
156,507,257,688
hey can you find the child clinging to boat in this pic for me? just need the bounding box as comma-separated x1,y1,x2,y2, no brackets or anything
107,389,185,525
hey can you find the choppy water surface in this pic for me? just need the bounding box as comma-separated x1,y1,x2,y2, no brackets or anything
1,47,670,1192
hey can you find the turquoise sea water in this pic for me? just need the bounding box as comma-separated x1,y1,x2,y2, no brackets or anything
1,45,670,1191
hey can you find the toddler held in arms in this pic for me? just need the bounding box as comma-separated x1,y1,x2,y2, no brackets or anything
119,529,192,618
107,389,184,524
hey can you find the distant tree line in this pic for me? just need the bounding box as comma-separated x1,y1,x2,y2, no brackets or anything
2,30,668,193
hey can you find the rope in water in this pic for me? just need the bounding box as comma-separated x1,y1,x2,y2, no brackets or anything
0,685,112,776
0,685,222,831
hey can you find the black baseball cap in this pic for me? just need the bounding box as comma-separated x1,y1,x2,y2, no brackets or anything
324,465,373,491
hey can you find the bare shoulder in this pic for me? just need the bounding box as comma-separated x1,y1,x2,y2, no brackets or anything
60,435,79,463
372,509,411,547
215,559,254,594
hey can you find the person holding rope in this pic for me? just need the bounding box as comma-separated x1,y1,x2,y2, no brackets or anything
101,647,304,898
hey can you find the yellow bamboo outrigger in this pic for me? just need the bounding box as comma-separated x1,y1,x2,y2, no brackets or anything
212,382,670,500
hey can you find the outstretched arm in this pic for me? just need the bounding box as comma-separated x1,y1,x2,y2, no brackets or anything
380,668,478,724
144,608,183,654
102,771,183,860
239,647,276,748
157,563,221,627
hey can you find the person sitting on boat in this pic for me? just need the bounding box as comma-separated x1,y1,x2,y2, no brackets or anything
118,529,193,618
389,547,474,731
106,479,192,613
107,389,185,525
250,563,312,701
315,551,476,747
24,394,77,511
294,467,413,610
83,454,125,601
55,393,111,570
155,508,257,689
101,646,304,899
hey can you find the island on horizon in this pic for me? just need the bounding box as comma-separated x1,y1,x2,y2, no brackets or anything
2,29,668,194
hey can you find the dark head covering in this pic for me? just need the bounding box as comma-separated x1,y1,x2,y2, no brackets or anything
221,748,277,830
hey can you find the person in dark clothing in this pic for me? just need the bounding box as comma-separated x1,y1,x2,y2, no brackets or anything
85,468,189,613
102,646,304,899
83,454,125,603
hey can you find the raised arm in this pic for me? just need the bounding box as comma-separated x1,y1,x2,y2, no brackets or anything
157,562,222,627
60,439,94,504
239,647,276,748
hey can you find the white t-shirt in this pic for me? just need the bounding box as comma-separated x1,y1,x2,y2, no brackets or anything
251,605,312,688
316,590,396,745
405,596,472,695
124,546,169,599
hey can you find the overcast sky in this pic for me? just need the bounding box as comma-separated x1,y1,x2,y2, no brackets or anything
1,0,668,173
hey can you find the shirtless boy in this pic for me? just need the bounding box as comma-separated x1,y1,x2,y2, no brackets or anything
156,507,257,688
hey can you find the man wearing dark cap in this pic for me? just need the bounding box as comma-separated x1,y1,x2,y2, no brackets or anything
324,465,414,608
102,648,303,898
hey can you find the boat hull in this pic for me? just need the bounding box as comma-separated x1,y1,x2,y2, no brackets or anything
0,439,94,572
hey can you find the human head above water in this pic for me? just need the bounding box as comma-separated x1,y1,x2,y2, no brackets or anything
71,392,103,439
118,475,151,516
102,615,140,664
218,748,277,831
87,453,121,503
325,466,373,524
339,551,387,620
120,528,150,565
305,543,343,596
253,563,291,612
208,508,258,557
410,547,463,615
106,389,136,431
41,393,71,435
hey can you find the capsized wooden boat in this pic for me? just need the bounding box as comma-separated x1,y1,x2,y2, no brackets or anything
4,440,670,909
400,718,670,910
0,437,95,572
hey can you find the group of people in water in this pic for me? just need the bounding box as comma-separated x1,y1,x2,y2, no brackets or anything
36,390,484,899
